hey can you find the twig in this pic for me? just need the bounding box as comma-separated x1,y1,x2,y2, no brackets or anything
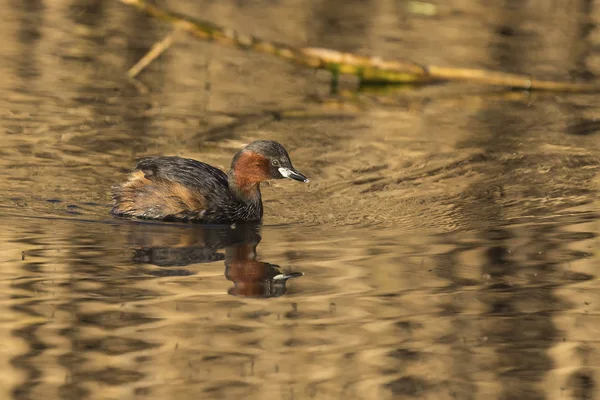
425,65,596,92
118,0,427,84
127,30,177,78
127,76,150,94
119,0,600,92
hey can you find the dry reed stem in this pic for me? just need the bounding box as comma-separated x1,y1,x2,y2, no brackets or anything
119,0,600,92
127,30,177,78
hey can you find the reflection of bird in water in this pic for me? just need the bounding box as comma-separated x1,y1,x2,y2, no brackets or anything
225,241,303,298
122,221,303,298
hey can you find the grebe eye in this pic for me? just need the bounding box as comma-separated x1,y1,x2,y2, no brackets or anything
271,159,280,167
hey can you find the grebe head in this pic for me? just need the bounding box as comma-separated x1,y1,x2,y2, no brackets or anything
231,140,309,184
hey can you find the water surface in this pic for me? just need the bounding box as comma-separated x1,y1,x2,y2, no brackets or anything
0,1,599,399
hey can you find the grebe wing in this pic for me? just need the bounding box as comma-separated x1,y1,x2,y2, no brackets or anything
134,156,229,189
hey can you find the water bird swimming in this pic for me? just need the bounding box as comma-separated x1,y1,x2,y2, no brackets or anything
111,140,309,223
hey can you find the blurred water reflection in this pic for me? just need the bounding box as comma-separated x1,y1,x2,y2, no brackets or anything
126,221,303,297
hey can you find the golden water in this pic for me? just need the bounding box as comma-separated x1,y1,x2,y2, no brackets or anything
0,1,598,399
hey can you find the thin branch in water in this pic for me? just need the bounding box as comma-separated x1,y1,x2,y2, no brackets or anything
118,0,426,84
119,0,600,92
127,76,150,94
127,30,177,78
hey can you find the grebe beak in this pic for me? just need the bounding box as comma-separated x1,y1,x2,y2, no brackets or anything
278,167,310,183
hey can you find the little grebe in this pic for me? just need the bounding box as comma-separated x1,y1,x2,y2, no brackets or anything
111,140,308,223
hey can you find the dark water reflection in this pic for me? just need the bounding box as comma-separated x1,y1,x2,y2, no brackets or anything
0,0,599,399
127,222,303,297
